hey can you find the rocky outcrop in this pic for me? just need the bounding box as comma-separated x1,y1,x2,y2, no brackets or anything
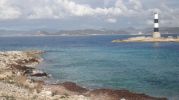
0,51,48,99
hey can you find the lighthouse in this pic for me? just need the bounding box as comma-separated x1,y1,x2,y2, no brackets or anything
152,12,161,38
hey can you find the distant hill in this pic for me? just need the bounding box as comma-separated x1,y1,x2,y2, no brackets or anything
0,29,130,36
48,29,129,35
0,27,179,36
143,27,179,34
160,27,179,34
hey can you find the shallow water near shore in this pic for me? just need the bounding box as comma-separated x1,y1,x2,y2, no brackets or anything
0,35,179,99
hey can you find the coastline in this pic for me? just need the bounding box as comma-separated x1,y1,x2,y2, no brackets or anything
0,50,167,100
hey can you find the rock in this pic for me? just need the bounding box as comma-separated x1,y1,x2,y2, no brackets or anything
17,72,21,76
61,82,88,93
31,70,48,77
11,64,34,71
121,98,126,100
0,71,13,80
87,89,167,100
69,95,89,100
24,79,36,88
0,82,31,99
39,90,53,97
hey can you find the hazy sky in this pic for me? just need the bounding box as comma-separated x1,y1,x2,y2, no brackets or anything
0,0,178,30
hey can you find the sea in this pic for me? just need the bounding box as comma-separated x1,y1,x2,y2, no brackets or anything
0,34,178,100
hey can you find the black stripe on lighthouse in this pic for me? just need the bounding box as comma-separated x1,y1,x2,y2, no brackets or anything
154,19,158,23
154,13,159,32
154,28,159,32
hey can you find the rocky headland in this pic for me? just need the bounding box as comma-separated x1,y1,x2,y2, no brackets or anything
0,51,168,100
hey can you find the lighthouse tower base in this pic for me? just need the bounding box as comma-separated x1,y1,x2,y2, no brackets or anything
152,32,161,38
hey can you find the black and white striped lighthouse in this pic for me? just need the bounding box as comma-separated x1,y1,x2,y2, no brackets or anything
153,12,161,38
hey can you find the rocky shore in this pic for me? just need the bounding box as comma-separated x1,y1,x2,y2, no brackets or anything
112,36,179,43
0,51,168,100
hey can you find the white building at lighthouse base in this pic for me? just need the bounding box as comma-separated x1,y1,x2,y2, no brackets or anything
152,32,161,38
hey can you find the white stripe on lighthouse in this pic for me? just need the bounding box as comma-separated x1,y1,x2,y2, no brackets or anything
154,23,159,28
154,13,158,19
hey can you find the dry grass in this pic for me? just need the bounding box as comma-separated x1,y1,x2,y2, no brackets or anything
35,81,44,93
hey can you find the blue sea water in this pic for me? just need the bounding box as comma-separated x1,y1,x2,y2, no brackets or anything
0,35,179,99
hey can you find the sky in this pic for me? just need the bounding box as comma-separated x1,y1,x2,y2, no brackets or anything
0,0,179,30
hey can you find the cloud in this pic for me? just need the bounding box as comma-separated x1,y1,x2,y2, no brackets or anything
107,18,117,23
129,0,142,10
0,0,139,20
0,0,21,19
0,0,178,27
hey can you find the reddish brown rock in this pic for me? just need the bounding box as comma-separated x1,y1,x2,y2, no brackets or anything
87,89,167,100
44,82,168,100
61,82,88,93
